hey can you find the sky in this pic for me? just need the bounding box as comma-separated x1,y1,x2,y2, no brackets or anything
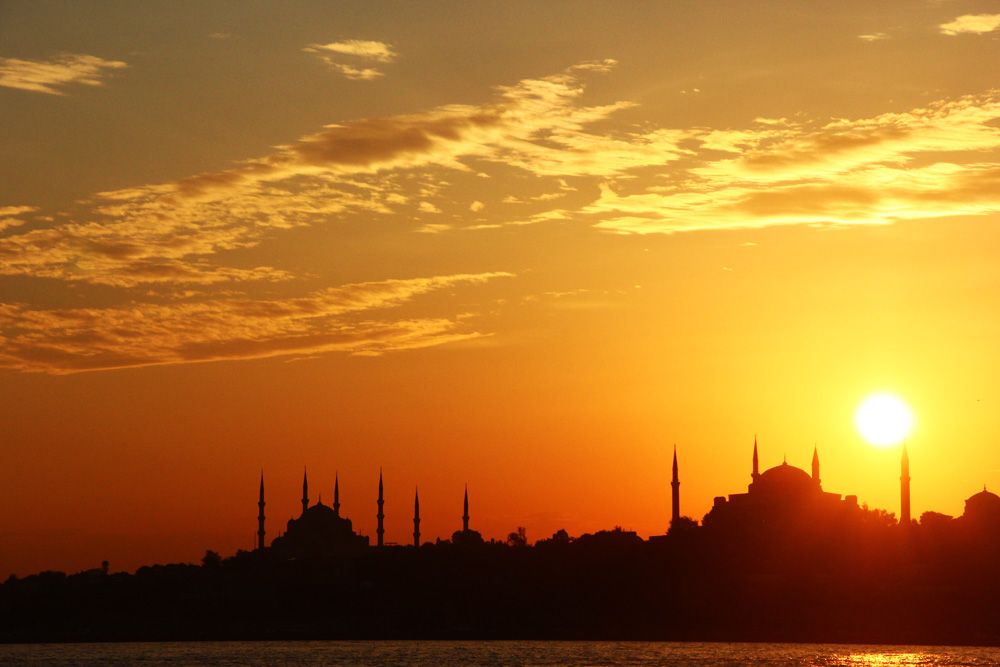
2,0,1000,577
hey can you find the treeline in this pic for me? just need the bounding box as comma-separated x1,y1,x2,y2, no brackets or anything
3,511,1000,644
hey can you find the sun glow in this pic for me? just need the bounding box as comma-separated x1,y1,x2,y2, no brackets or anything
856,393,914,447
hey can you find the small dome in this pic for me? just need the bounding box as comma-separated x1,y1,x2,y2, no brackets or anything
964,487,1000,521
753,462,817,497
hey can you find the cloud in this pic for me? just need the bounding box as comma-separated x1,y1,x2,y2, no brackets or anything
326,63,385,81
0,206,39,217
0,272,512,374
304,40,396,80
305,40,396,62
0,53,126,95
858,32,890,42
587,93,1000,233
7,62,1000,290
940,14,1000,35
0,59,693,287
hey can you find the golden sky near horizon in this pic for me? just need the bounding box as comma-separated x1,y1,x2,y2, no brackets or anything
2,1,1000,577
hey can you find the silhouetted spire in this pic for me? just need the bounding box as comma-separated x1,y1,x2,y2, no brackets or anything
752,436,760,481
901,442,911,527
301,467,309,517
376,469,385,547
333,473,340,517
257,471,266,551
671,445,680,524
812,445,821,485
463,485,470,532
413,487,421,548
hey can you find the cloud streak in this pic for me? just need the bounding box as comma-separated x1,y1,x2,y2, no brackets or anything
587,94,1000,233
304,40,396,80
0,273,512,374
0,53,126,94
0,60,685,287
940,14,1000,35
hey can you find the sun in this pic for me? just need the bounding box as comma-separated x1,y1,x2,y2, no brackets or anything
856,393,914,447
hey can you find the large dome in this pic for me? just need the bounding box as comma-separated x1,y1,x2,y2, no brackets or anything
752,461,818,497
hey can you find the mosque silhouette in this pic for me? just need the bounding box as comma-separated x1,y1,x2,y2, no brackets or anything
253,439,1000,554
256,469,481,556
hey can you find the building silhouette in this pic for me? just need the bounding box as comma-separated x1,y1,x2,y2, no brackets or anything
901,442,911,525
671,445,680,524
701,439,859,531
257,439,922,550
266,472,369,557
413,487,421,547
377,470,385,547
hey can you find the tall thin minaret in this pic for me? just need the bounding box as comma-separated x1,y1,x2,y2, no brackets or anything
413,487,421,547
901,442,911,526
462,485,470,532
257,472,266,550
812,446,821,485
376,469,385,547
671,445,680,524
301,467,309,516
333,473,341,517
752,436,760,481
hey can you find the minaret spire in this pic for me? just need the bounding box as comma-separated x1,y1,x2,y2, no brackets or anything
901,442,911,527
257,471,266,550
671,445,680,525
812,445,821,485
376,469,385,547
333,473,340,517
301,467,309,517
413,487,421,547
752,436,760,481
462,484,470,532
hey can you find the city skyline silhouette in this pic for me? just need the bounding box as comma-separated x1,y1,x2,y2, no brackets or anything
3,3,1000,593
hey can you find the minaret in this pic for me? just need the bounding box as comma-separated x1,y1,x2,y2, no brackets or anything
376,469,385,547
671,445,680,524
901,442,911,526
301,467,309,516
413,487,421,547
752,436,760,481
812,446,820,485
333,473,341,517
257,472,266,550
462,485,470,532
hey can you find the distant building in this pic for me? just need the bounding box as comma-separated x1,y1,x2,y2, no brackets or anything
267,470,369,557
701,439,859,532
452,485,484,545
960,486,1000,525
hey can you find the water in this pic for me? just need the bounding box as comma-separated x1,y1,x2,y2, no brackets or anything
1,641,999,667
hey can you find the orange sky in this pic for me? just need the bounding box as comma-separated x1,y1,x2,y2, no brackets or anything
2,2,1000,577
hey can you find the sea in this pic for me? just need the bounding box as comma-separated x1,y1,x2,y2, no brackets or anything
1,641,999,667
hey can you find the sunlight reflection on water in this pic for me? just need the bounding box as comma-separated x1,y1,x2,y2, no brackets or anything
1,641,999,667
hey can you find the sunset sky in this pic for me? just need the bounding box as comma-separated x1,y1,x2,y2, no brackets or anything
3,1,1000,577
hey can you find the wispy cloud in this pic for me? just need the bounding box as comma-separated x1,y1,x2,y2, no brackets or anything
0,53,126,95
587,94,1000,233
940,14,1000,35
0,273,512,374
304,40,396,80
7,62,1000,376
858,32,890,42
0,60,688,288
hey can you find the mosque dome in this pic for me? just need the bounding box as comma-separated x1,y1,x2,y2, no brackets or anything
752,461,818,497
963,487,1000,522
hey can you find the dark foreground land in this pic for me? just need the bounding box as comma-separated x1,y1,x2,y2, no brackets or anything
3,516,1000,645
